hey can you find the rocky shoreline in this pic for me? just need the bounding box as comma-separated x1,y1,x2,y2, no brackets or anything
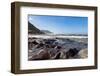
28,37,88,60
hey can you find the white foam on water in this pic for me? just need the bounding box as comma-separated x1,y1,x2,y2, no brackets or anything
28,35,88,39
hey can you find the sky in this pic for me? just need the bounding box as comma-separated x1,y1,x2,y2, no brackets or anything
28,15,88,34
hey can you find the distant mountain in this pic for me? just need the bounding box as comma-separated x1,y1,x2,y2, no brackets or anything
28,21,44,34
41,30,53,34
65,34,88,36
55,34,88,36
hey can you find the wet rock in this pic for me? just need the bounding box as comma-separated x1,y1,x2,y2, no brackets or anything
55,46,62,49
36,43,44,48
77,48,88,58
60,51,66,59
32,40,38,45
37,49,50,60
49,48,57,57
28,42,34,50
66,48,80,58
53,52,61,59
51,45,56,48
45,44,50,48
30,49,50,60
52,51,66,59
44,39,56,44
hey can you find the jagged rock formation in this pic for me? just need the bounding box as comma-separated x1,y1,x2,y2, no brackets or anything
41,30,53,34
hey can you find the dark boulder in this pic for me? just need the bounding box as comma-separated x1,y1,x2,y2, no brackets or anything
66,48,79,58
36,43,44,48
51,45,56,48
45,44,50,48
32,40,38,45
55,46,62,49
54,52,61,59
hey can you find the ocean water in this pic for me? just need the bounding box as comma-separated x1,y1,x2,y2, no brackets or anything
28,35,88,39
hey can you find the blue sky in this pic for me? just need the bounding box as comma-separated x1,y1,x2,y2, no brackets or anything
28,15,88,34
